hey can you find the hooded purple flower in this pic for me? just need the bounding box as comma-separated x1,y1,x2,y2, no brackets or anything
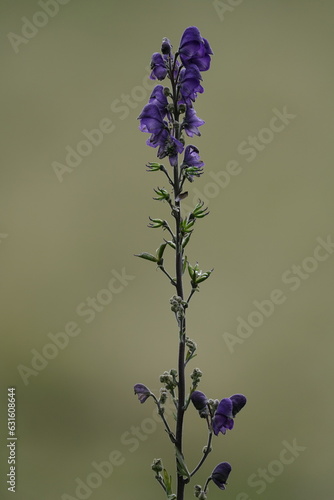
211,462,232,490
138,103,183,164
150,53,168,80
190,390,209,417
178,64,204,105
179,26,213,71
230,394,247,417
138,103,169,149
134,383,151,403
149,85,168,119
138,103,166,135
182,106,205,137
182,145,204,169
212,394,247,435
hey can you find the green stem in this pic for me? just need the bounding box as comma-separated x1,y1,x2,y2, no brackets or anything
190,423,213,477
173,159,186,500
158,265,177,287
151,394,176,444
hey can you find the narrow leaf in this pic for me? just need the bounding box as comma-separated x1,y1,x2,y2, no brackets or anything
165,239,176,249
162,469,172,495
156,243,167,261
175,448,190,479
134,252,157,263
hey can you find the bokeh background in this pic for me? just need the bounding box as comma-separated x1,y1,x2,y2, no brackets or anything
1,1,333,499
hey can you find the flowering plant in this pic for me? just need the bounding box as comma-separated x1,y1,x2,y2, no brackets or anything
134,27,246,500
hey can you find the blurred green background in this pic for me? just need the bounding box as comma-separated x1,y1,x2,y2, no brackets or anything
1,1,333,499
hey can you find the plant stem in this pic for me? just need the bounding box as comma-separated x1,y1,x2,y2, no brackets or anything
152,395,176,444
173,160,186,500
173,100,186,500
168,52,187,500
158,265,177,287
190,427,213,477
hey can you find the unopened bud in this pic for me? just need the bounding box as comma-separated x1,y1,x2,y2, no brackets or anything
194,485,202,498
161,37,172,55
151,458,163,473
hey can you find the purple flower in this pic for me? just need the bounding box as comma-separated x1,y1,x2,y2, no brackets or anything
148,127,170,150
150,53,168,80
178,64,204,105
138,103,183,164
138,103,169,150
182,106,205,137
159,136,184,167
212,394,247,435
211,462,232,490
190,390,208,416
179,26,213,71
138,103,166,135
182,145,204,169
149,85,168,119
230,394,247,417
134,383,151,403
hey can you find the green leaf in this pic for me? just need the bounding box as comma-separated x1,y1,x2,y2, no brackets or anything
187,263,195,280
162,469,172,495
165,239,176,249
175,448,190,479
185,351,197,363
156,243,167,261
182,233,191,249
182,255,188,274
181,218,195,233
148,217,166,228
146,162,163,171
153,187,171,201
192,200,209,218
134,252,157,263
183,166,203,180
196,269,214,283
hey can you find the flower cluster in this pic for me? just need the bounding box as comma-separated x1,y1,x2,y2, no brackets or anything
138,26,213,173
190,391,247,435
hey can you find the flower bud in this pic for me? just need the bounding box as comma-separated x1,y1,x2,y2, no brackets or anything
191,390,209,418
161,37,172,55
190,391,208,411
159,388,168,404
167,103,175,114
151,458,163,473
194,484,202,498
